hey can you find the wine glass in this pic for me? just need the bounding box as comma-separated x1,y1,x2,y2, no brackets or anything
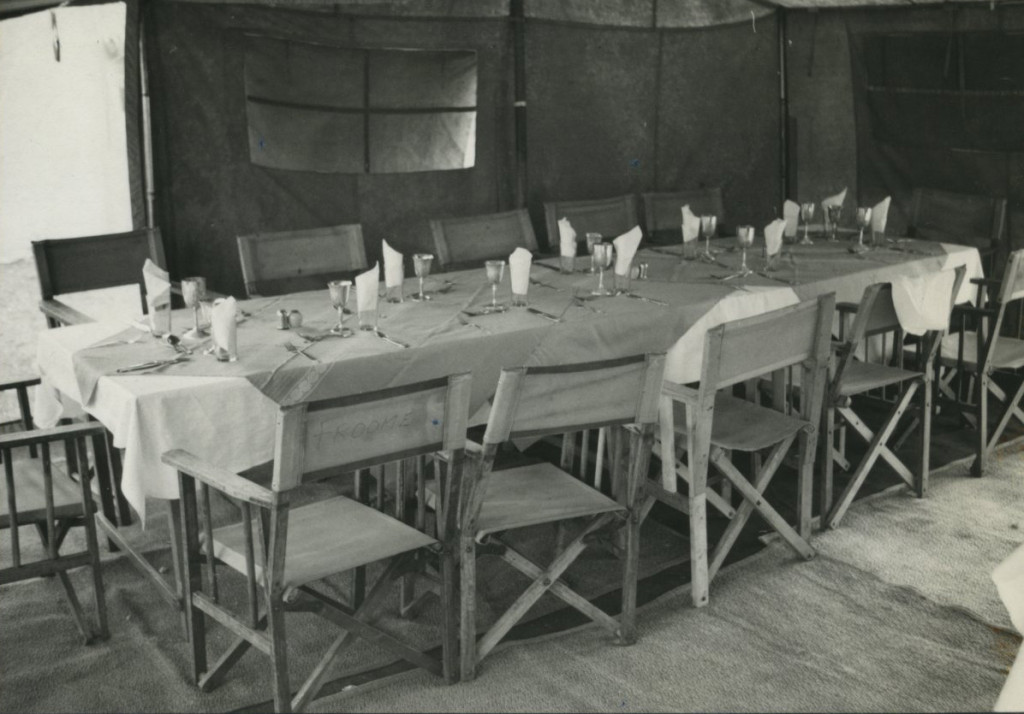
328,280,353,337
826,204,843,242
591,243,615,296
586,233,602,273
181,277,206,339
699,215,718,263
412,253,434,301
481,260,507,314
799,202,815,245
736,226,755,277
855,207,873,251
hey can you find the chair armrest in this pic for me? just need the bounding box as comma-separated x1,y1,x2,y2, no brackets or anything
951,304,1000,320
0,376,41,392
39,298,93,326
661,381,699,405
835,301,859,316
162,448,273,508
970,277,1001,287
0,421,106,449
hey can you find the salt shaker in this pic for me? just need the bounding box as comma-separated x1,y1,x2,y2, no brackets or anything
277,309,290,330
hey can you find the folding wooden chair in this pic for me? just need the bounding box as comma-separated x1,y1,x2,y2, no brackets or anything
937,250,1024,477
237,223,369,298
543,194,639,249
822,268,966,529
454,353,664,681
655,295,834,607
641,188,725,245
33,228,167,327
1,420,108,644
909,187,1007,274
428,209,538,271
163,373,472,713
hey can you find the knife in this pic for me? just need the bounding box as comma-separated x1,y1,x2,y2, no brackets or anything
526,306,561,322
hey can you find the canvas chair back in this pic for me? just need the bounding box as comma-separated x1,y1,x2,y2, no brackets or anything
483,354,665,446
702,295,835,396
236,223,368,297
642,188,725,238
33,228,166,315
543,194,638,249
910,187,1007,252
272,374,472,492
998,249,1024,305
429,209,537,270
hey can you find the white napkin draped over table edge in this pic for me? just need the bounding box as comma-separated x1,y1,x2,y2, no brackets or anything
508,247,532,296
889,269,957,336
681,205,701,243
872,196,892,233
355,262,380,313
764,218,787,258
558,217,577,257
382,239,404,289
783,200,800,238
613,225,643,276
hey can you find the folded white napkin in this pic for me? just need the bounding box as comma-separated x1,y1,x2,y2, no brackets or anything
783,200,800,238
558,217,577,258
890,270,957,336
681,205,700,243
613,225,643,276
872,196,891,234
383,239,404,289
509,247,532,296
355,263,379,315
143,259,170,311
822,188,847,210
210,297,237,355
764,218,786,258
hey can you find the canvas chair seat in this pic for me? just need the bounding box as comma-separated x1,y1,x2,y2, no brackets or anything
209,496,436,590
939,331,1024,372
426,462,623,538
836,360,923,397
672,393,809,452
0,459,86,528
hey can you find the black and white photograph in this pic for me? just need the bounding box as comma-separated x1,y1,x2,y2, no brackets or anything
1,0,1023,711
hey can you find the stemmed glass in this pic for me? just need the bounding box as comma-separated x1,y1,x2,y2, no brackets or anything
826,204,843,242
591,243,615,296
855,207,873,251
586,233,602,273
735,226,755,278
181,277,206,339
412,253,434,301
799,202,815,245
481,260,507,314
328,280,354,337
699,215,718,263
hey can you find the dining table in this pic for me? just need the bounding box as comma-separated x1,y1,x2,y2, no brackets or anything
33,235,983,522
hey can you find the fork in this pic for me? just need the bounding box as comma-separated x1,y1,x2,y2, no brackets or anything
284,343,320,363
374,329,410,349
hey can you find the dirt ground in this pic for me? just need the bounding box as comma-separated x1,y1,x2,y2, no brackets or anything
0,258,139,423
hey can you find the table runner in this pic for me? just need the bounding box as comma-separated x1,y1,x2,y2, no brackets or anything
35,239,983,519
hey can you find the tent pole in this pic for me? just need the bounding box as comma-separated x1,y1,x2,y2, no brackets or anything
511,0,527,209
139,14,155,229
778,7,790,207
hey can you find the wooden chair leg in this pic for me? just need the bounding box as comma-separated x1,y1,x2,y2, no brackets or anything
178,477,208,685
973,373,989,477
820,406,835,528
267,593,292,713
440,540,459,684
619,508,640,644
917,377,933,498
459,532,478,682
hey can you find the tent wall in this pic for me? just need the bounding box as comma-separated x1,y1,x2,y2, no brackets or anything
145,2,782,296
145,2,515,295
786,4,1024,256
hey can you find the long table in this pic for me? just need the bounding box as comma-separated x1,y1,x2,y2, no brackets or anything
34,238,983,521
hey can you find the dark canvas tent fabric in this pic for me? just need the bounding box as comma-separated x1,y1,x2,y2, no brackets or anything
146,0,783,296
784,4,1024,255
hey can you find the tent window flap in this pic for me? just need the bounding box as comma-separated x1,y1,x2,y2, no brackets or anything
244,35,477,174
